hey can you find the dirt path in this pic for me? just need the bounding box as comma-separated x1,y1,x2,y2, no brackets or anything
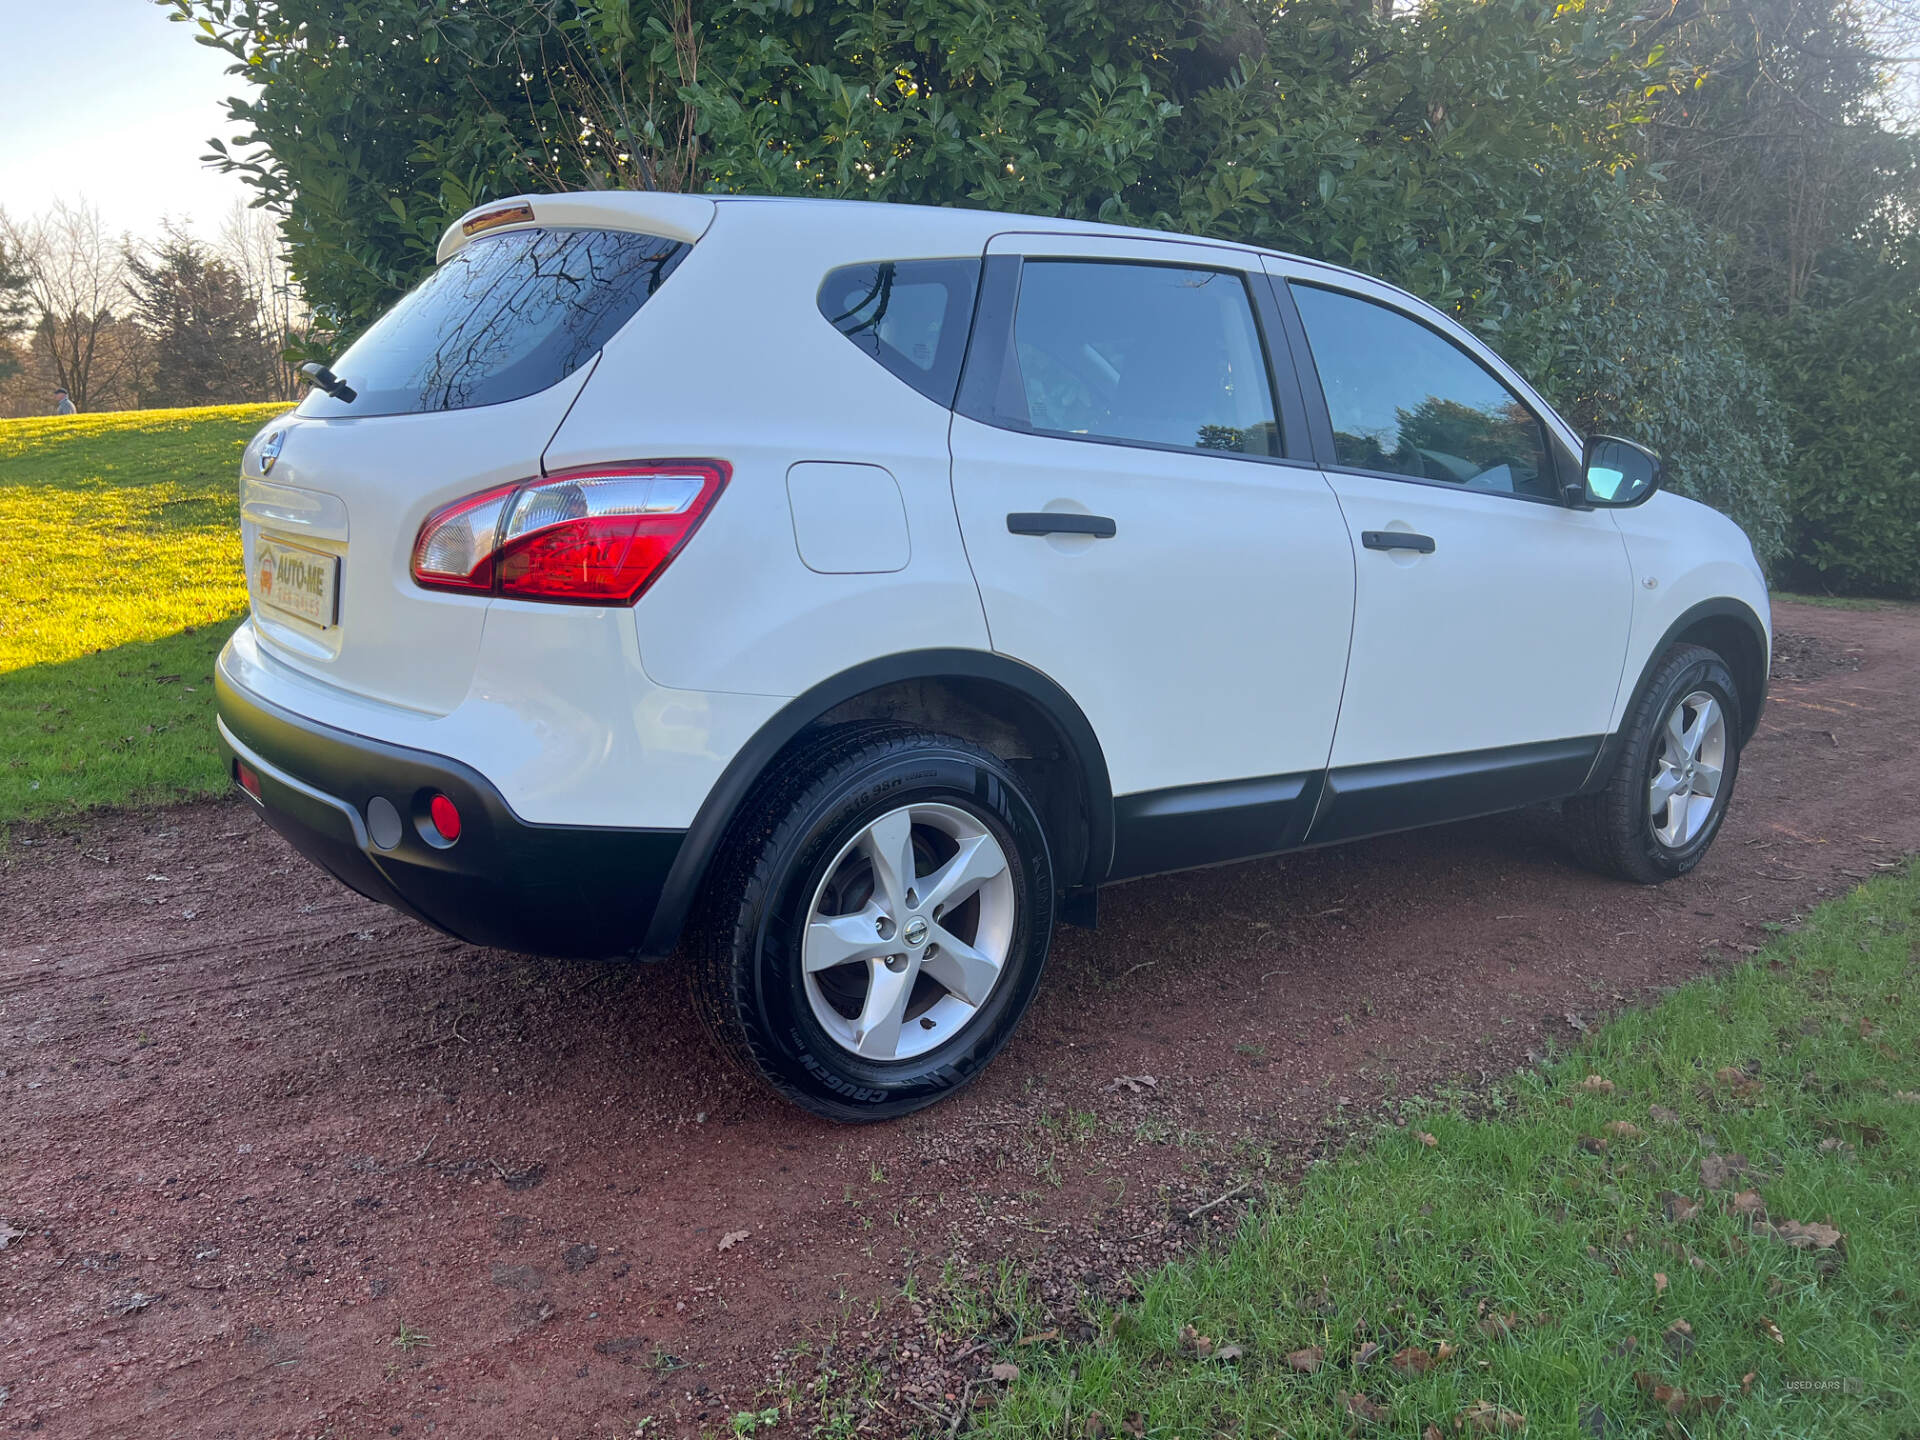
3,600,1916,1440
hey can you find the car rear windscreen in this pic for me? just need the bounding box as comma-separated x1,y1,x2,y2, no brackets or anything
298,227,690,418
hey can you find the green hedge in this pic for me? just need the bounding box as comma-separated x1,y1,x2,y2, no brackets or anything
1762,244,1920,597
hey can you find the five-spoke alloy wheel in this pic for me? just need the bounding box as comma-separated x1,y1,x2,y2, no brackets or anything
1566,643,1744,883
801,802,1018,1062
1647,690,1728,850
691,724,1055,1121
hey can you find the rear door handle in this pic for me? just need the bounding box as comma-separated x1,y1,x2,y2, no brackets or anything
1361,530,1436,554
1007,512,1117,539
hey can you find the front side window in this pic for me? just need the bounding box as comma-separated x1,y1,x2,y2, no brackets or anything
991,260,1280,457
299,227,689,418
1292,284,1554,500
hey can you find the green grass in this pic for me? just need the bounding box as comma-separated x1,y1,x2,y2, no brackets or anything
979,864,1920,1439
1,404,287,823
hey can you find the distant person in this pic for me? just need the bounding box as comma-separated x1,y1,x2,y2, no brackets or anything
52,387,76,416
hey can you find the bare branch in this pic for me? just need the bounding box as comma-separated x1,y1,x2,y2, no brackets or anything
7,199,139,410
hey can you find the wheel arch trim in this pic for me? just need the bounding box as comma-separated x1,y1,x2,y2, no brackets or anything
638,649,1114,958
1582,597,1770,793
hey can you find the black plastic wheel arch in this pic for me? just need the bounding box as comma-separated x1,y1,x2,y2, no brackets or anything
638,649,1113,959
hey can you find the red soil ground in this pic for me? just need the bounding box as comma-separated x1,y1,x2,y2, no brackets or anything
2,598,1914,1439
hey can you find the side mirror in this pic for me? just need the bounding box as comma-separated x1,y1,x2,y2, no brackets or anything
1575,434,1663,508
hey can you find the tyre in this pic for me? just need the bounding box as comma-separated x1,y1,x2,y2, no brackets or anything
1566,643,1744,883
690,723,1056,1121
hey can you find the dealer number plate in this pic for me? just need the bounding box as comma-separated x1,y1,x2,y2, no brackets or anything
253,536,340,629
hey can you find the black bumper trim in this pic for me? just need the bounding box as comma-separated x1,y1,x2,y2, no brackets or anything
216,669,684,960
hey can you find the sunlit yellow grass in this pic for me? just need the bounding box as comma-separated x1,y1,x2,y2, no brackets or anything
2,403,289,822
0,403,286,673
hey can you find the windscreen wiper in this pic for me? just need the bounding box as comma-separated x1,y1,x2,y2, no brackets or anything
300,362,358,404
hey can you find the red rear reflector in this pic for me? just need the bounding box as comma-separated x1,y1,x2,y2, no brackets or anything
236,761,262,799
428,793,462,843
411,463,728,605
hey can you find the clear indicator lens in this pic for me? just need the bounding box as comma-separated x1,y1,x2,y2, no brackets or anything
412,485,516,587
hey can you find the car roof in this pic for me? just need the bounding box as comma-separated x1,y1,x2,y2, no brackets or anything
437,189,1316,270
715,193,1297,255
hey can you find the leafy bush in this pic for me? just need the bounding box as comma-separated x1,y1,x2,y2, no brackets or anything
1490,177,1793,564
1758,240,1920,596
179,0,1895,569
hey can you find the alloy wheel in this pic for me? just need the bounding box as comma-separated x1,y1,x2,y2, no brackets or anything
1648,689,1727,849
800,802,1017,1061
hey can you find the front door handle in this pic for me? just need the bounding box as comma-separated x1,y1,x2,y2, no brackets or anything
1361,530,1436,554
1007,512,1117,539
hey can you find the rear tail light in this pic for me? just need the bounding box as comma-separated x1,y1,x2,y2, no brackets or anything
411,462,728,605
235,760,262,799
410,483,518,594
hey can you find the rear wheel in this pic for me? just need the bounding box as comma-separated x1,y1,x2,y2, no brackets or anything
691,724,1055,1121
1566,643,1744,883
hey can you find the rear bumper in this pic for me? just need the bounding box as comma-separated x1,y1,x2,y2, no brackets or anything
215,668,684,960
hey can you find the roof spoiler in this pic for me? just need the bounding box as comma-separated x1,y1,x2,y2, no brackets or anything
436,192,718,265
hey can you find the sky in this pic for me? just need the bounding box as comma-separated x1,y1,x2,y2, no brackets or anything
0,0,258,242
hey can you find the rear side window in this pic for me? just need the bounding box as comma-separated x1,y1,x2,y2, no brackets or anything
983,260,1280,457
1291,284,1554,500
818,259,979,406
299,228,689,418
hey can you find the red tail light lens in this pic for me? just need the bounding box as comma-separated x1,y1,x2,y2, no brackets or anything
410,462,728,605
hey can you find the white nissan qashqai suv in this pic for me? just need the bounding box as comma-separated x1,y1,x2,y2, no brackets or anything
218,192,1771,1120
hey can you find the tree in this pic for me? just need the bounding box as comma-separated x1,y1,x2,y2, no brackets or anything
0,199,139,411
167,0,1919,572
1623,0,1920,589
1631,0,1919,314
218,203,308,400
125,221,273,408
1755,220,1920,594
166,0,1216,334
0,214,34,385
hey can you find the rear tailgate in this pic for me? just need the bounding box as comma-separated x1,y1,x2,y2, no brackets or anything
240,372,592,715
237,208,702,716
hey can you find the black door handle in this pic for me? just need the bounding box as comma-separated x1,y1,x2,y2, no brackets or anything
1007,512,1117,539
1361,530,1436,554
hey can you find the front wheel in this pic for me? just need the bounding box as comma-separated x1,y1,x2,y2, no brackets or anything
690,724,1056,1121
1566,643,1744,883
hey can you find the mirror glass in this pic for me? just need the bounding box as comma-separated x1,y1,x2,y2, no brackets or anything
1584,437,1660,506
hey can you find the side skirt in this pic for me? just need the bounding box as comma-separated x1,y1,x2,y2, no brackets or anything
1305,736,1603,848
1108,771,1322,883
1103,736,1606,887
